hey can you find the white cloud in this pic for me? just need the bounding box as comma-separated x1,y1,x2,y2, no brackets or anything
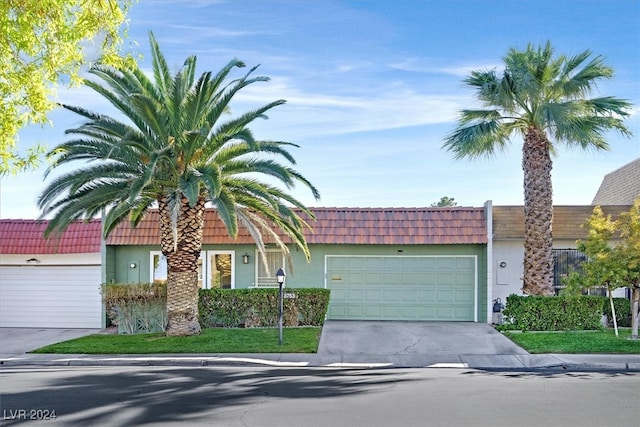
234,77,469,138
389,58,502,77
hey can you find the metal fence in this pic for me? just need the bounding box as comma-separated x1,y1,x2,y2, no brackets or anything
552,248,632,297
552,249,595,295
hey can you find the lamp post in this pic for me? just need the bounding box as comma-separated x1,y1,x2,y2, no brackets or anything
276,268,286,345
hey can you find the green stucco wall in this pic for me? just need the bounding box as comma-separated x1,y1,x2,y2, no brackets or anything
106,243,487,322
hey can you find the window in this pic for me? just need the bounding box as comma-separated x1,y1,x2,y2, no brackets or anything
150,251,204,288
255,249,285,287
552,248,608,296
207,251,234,289
150,252,168,283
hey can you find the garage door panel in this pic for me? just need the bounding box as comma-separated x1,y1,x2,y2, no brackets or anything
365,272,382,284
327,256,476,321
0,266,102,328
347,289,365,300
400,289,418,301
2,297,98,307
347,272,365,284
419,289,436,300
365,289,383,301
1,285,99,295
381,289,399,301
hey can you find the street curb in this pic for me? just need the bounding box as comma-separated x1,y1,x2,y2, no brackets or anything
2,356,639,372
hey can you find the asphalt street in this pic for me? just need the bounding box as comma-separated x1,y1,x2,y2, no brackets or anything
1,366,638,427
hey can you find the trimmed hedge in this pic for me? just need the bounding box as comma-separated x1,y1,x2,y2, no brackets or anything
501,294,604,331
603,297,632,327
198,288,330,328
103,284,330,333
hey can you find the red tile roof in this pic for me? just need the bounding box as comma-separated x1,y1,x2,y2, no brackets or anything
0,219,102,254
106,207,487,246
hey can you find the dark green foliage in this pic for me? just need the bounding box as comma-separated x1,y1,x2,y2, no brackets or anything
293,288,331,326
198,288,330,328
501,294,603,331
103,285,329,332
603,297,632,327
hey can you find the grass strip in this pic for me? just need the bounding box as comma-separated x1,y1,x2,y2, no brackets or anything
31,327,322,354
503,328,640,354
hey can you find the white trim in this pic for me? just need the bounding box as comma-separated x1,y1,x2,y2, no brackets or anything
324,254,479,322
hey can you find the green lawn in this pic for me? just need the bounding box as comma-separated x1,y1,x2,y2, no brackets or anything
503,328,640,354
32,327,322,354
31,326,640,355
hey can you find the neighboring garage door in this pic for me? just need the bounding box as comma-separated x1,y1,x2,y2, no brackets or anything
326,256,477,321
0,265,102,328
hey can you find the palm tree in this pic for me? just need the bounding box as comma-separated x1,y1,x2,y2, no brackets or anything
38,33,320,336
443,41,632,295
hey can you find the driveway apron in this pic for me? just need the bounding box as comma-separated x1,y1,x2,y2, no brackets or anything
0,328,100,358
317,321,528,366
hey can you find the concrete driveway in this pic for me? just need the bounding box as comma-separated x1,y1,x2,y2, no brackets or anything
317,321,528,367
0,328,101,358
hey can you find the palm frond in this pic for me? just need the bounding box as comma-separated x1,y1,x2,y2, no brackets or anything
443,119,514,159
39,33,319,262
446,41,633,162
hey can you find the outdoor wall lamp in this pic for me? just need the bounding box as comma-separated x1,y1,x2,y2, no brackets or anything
129,263,137,269
26,258,40,264
276,268,286,345
499,261,507,268
242,253,250,264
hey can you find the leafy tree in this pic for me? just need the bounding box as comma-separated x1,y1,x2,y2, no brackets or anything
616,199,640,339
1,0,134,174
430,196,457,207
443,41,633,295
565,201,640,339
38,33,320,337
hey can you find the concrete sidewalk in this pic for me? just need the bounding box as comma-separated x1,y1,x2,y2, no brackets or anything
1,323,639,371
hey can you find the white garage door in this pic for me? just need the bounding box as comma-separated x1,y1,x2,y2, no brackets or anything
326,256,477,321
0,265,102,328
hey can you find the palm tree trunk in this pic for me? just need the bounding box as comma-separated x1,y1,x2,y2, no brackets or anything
159,196,205,336
522,127,555,295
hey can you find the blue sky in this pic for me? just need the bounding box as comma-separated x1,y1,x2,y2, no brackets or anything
1,0,639,218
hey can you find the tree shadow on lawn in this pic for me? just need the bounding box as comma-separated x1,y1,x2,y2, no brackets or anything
0,367,419,426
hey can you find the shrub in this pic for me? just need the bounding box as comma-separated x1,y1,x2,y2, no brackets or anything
501,294,603,331
199,288,330,328
294,288,331,326
101,283,167,334
103,284,330,333
603,297,632,327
